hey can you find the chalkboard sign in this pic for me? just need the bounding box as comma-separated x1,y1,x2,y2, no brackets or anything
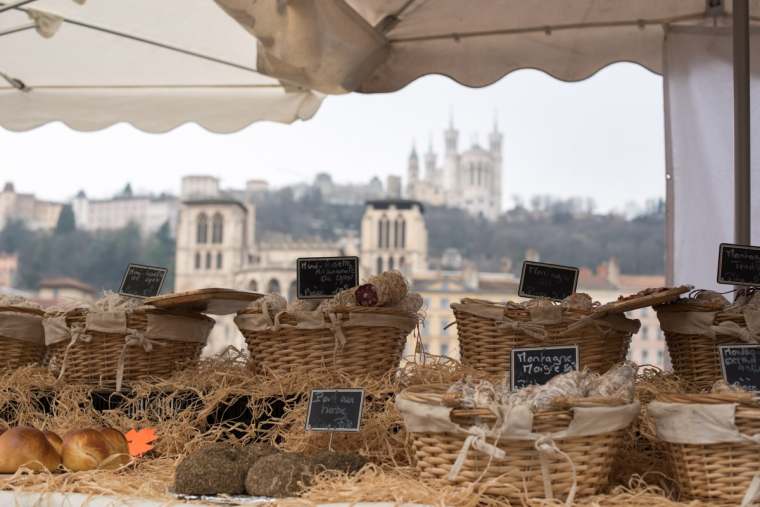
719,345,760,392
511,345,579,390
717,243,760,286
297,256,359,299
305,388,364,432
519,261,579,301
119,264,167,298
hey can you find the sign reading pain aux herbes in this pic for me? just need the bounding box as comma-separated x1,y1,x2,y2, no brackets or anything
717,243,760,287
519,261,579,301
719,345,760,392
296,256,359,299
119,263,167,298
511,345,579,390
305,389,364,432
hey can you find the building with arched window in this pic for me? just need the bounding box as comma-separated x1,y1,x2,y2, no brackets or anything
360,200,427,277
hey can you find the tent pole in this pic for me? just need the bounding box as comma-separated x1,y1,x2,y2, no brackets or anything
734,0,751,245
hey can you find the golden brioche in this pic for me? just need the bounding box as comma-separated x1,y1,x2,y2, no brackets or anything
98,428,130,469
0,427,61,473
44,431,63,457
62,429,110,472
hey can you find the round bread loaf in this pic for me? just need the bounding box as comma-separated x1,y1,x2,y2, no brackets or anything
98,428,130,469
62,429,110,472
44,431,63,457
0,427,61,473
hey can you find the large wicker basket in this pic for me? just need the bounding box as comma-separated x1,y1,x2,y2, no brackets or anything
235,305,417,378
397,384,638,503
44,307,214,390
655,294,755,389
451,298,638,381
650,393,760,504
0,305,46,371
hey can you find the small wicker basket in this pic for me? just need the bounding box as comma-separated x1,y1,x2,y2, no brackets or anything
397,384,637,503
655,294,754,389
452,298,637,381
650,393,760,504
235,305,418,378
44,307,214,389
0,305,46,371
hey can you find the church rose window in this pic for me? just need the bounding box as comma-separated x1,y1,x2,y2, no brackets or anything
196,213,208,244
212,213,224,244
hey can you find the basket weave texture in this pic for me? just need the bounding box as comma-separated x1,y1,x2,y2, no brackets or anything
46,309,211,388
656,393,760,504
452,299,635,381
656,298,750,389
236,306,416,378
399,384,630,503
0,306,45,371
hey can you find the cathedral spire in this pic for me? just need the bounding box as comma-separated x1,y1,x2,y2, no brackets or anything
444,110,458,155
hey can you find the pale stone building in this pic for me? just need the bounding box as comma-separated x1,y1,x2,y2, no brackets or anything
0,253,18,287
71,187,178,236
407,118,503,220
0,182,62,230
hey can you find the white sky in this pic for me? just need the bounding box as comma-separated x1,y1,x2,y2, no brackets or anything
1,63,665,212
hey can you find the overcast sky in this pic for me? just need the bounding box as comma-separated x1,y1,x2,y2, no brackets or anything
1,63,665,212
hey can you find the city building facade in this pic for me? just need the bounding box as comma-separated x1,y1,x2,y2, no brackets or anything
0,182,62,230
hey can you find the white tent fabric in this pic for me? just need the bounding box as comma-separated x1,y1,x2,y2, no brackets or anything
215,0,759,94
665,25,760,290
0,0,323,133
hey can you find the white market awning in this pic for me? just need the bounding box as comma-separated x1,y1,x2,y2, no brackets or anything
215,0,760,94
0,0,324,133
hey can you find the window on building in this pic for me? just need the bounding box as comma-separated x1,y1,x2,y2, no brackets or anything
216,252,223,269
377,219,384,248
194,252,201,270
205,252,212,269
440,343,449,357
248,280,258,291
288,281,297,302
641,349,649,363
393,219,399,248
441,319,449,336
211,213,224,243
657,350,664,366
421,324,430,337
399,256,405,269
383,219,390,249
401,220,406,248
388,257,395,270
441,298,449,309
424,297,431,308
267,278,281,295
376,256,383,275
641,327,648,340
196,213,208,244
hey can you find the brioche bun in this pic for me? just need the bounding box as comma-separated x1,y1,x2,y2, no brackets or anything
98,428,130,469
0,427,61,473
44,431,63,457
62,429,110,472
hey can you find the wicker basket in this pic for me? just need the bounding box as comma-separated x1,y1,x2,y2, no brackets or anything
45,307,214,389
0,305,46,371
651,393,760,504
452,298,637,381
656,295,751,389
397,384,637,503
235,306,417,378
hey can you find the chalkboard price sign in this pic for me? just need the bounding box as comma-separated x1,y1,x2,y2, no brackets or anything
719,345,760,392
119,264,167,298
717,243,760,287
297,256,359,299
519,261,579,301
511,345,579,390
305,389,364,432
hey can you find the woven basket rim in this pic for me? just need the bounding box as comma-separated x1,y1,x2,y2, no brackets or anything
656,392,760,407
0,306,44,316
58,307,214,321
237,305,418,318
451,298,592,322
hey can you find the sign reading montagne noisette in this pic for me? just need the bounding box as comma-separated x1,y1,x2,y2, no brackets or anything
119,263,167,298
511,345,579,390
519,261,579,301
717,243,760,286
296,256,359,299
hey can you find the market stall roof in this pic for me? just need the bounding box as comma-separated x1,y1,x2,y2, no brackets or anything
0,0,323,133
215,0,759,94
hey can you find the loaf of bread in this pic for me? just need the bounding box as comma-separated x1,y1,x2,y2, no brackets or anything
44,431,63,457
0,427,61,473
62,427,133,472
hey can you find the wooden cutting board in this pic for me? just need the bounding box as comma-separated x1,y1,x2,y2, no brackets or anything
145,288,262,315
590,285,693,319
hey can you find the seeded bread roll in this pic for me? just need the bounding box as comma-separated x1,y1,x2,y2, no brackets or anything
0,427,61,473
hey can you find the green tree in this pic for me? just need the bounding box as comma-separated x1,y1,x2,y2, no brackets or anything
55,205,76,234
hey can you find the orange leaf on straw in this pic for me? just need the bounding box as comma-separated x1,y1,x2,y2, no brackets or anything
125,428,157,457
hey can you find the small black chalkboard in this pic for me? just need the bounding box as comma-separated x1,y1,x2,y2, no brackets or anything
305,388,364,432
297,256,359,299
717,243,760,287
119,263,167,298
519,261,579,301
719,345,760,392
511,345,579,390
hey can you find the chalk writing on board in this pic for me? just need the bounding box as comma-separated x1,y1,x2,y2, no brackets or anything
519,261,579,301
717,243,760,286
719,345,760,392
511,345,579,390
297,257,359,299
305,389,364,432
119,264,167,298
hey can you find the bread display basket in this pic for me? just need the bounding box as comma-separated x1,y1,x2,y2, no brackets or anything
0,296,46,371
